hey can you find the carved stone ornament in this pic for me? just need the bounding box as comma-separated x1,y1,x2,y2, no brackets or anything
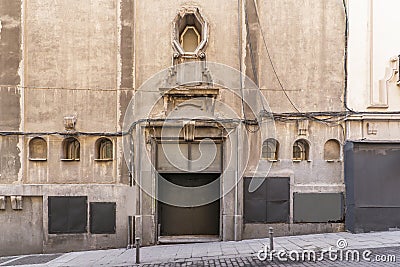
172,6,208,59
64,116,77,131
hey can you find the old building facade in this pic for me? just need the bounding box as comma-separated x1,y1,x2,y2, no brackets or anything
0,0,377,256
345,0,400,233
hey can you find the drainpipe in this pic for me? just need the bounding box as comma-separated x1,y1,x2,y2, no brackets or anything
234,126,240,241
136,123,142,244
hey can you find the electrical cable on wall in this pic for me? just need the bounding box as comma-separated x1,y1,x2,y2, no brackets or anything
1,0,370,134
250,0,354,127
251,0,301,113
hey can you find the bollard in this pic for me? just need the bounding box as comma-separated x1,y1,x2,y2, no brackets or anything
269,227,274,251
135,237,140,264
127,216,132,249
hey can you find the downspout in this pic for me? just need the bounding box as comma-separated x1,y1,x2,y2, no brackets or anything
235,126,240,241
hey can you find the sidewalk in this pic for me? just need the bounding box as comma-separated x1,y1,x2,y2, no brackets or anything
1,231,400,266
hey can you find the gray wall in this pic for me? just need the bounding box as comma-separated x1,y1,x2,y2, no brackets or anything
0,196,44,256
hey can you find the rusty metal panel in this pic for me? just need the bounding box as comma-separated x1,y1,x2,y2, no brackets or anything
244,177,289,223
345,142,400,232
90,202,116,234
293,193,344,223
48,196,87,234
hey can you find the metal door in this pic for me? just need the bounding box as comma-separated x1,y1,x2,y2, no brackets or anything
158,173,220,236
345,142,400,232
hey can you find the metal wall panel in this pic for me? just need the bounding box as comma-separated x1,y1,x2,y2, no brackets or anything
90,202,116,234
244,199,267,222
157,143,189,172
157,142,222,173
190,142,222,172
293,193,344,223
266,201,289,223
244,177,289,223
48,196,87,234
266,178,290,201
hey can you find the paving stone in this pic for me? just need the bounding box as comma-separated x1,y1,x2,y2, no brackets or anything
2,231,400,266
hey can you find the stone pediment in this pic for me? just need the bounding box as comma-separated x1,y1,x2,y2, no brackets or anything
160,86,219,117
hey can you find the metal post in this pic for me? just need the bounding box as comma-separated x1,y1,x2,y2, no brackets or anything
269,227,274,251
135,237,140,264
127,217,131,249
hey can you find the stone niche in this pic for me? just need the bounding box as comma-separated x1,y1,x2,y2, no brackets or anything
172,6,208,60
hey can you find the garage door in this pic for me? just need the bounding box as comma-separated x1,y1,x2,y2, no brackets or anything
345,142,400,232
158,173,220,236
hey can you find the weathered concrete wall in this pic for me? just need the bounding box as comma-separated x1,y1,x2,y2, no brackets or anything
0,0,21,86
0,87,21,131
242,119,344,238
0,136,21,184
25,0,117,89
25,0,119,132
0,185,135,255
134,0,240,88
0,196,43,256
0,1,22,185
25,136,117,184
25,89,118,133
243,223,344,239
266,121,343,185
0,0,133,254
22,0,128,187
255,0,345,113
42,185,133,253
245,119,344,186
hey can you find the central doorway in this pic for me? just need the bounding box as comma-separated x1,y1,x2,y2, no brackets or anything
158,173,220,239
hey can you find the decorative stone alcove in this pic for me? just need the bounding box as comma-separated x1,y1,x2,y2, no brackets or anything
172,7,208,60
